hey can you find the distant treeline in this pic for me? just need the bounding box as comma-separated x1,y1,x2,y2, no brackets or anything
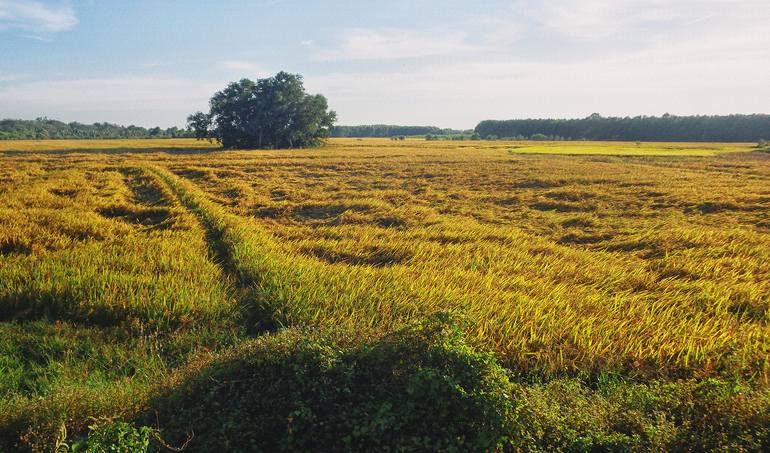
0,118,190,140
475,114,770,142
6,115,770,142
332,125,467,138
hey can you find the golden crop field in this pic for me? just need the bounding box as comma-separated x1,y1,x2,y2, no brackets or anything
1,138,769,450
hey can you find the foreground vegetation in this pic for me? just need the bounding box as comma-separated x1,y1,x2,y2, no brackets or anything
1,138,768,451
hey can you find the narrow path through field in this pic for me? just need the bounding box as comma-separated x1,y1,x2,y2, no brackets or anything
147,165,281,334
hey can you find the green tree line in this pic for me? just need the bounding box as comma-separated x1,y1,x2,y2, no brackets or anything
6,113,770,143
475,114,770,142
331,125,468,138
0,118,191,140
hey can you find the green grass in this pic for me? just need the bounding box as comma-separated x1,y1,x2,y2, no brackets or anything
1,138,769,451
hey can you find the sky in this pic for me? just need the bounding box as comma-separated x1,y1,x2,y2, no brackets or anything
0,0,769,129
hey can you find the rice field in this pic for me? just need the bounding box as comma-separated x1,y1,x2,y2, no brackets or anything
163,138,768,379
1,138,769,450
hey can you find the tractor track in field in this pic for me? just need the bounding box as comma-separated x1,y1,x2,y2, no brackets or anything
146,165,281,334
119,167,173,207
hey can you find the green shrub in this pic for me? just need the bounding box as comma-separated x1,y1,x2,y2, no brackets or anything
148,312,517,452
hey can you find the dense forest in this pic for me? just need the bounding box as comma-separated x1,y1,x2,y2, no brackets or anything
331,125,467,137
475,114,770,142
0,118,190,140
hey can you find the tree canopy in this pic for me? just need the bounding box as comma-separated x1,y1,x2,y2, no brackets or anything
188,72,337,149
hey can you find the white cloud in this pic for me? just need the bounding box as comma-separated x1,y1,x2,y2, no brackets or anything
141,60,176,68
0,73,23,82
316,28,476,61
525,0,770,40
0,77,222,127
221,60,268,76
306,23,770,128
296,0,770,126
0,0,77,33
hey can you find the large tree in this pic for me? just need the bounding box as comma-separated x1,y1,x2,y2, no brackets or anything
187,72,336,149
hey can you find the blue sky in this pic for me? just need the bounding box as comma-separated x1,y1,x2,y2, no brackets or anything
1,0,769,128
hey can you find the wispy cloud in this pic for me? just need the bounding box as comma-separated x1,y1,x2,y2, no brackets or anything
305,14,770,127
520,0,770,41
0,77,222,126
0,73,24,83
316,28,476,61
221,60,267,75
141,60,176,69
0,0,77,34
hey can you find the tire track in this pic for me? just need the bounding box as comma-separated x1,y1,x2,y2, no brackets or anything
147,165,281,334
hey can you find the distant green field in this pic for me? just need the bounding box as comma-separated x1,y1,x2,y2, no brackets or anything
332,138,756,156
1,138,769,451
503,140,755,156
